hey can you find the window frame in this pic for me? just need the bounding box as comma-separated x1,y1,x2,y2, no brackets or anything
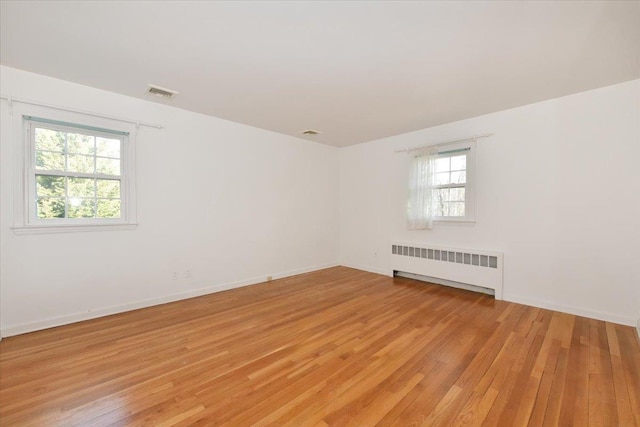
12,113,138,234
431,141,476,223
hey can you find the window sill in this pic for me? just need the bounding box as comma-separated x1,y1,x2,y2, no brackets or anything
12,223,138,235
433,218,476,224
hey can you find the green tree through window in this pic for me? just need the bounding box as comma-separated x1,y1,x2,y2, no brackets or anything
31,121,124,220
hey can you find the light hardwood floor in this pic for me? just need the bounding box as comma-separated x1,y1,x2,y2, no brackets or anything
1,267,638,426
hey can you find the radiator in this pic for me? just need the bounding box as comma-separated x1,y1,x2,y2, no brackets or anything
390,242,503,300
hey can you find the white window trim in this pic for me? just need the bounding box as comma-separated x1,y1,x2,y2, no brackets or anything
10,105,138,234
432,140,476,223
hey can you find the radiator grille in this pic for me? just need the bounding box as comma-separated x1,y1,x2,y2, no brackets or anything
392,244,498,269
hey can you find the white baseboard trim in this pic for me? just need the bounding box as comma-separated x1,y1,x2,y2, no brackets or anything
341,265,636,327
0,263,339,338
505,294,636,327
269,263,339,281
4,264,633,337
339,263,392,277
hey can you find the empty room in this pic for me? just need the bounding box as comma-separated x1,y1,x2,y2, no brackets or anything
1,1,639,426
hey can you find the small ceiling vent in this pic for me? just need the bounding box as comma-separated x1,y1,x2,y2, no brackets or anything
147,84,178,100
300,129,321,136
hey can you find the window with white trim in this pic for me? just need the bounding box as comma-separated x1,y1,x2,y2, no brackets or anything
430,145,475,221
19,116,137,231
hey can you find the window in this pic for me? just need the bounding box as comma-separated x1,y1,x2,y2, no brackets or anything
407,141,475,228
14,116,137,233
430,148,474,220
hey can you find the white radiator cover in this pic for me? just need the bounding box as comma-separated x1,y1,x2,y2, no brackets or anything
390,242,504,300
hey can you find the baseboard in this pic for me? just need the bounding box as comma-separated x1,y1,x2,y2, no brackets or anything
3,264,633,337
339,263,392,277
341,265,636,327
269,263,339,281
505,294,636,327
0,263,339,338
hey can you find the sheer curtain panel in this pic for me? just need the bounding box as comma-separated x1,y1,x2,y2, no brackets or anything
407,147,437,230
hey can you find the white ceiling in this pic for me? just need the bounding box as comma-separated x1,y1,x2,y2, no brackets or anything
1,1,639,147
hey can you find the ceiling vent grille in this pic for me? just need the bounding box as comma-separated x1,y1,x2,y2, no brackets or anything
147,84,178,100
300,129,321,136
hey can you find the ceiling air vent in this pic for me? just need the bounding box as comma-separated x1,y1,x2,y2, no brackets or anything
147,84,178,100
300,129,321,136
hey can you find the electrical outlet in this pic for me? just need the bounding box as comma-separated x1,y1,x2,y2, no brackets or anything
172,272,178,280
185,269,192,279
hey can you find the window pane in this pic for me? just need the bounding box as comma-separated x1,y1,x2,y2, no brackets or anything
96,158,121,175
431,188,448,216
450,171,466,184
96,137,121,158
449,187,465,201
37,198,65,218
434,157,450,173
35,128,65,152
434,172,450,185
67,133,95,155
97,199,121,218
448,202,465,217
68,154,95,173
439,203,450,216
30,121,129,223
450,155,466,171
67,198,95,218
36,175,65,197
68,177,95,197
432,204,446,217
430,188,467,217
36,150,65,170
431,188,449,202
96,179,120,198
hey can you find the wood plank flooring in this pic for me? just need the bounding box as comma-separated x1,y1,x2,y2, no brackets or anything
1,266,639,426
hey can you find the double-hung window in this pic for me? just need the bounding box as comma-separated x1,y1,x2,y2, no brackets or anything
16,116,137,233
430,144,475,221
407,140,475,229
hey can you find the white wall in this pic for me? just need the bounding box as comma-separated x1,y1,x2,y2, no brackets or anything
0,66,339,336
1,67,638,336
339,80,640,326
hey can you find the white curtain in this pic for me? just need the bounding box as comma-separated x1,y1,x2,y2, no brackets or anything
407,146,437,230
